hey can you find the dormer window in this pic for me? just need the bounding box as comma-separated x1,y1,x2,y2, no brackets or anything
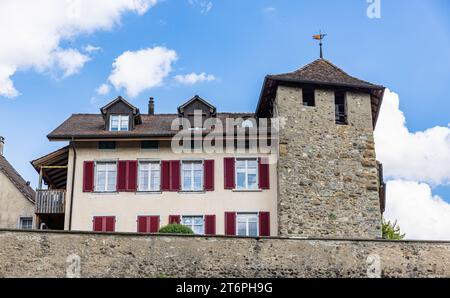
110,115,129,131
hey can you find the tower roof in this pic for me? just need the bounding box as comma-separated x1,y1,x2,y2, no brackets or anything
268,58,383,90
256,58,385,127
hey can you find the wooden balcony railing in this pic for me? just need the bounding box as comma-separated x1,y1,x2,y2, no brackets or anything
35,189,66,214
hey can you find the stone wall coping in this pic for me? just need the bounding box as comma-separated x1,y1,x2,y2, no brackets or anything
1,229,450,245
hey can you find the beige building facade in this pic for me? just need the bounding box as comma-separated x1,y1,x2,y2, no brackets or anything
0,137,36,229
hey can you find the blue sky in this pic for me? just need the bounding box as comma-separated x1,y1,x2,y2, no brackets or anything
0,1,449,237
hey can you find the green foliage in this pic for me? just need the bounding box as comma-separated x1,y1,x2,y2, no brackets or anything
158,224,194,235
382,219,405,240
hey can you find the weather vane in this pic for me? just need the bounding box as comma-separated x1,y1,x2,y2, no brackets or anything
313,31,327,59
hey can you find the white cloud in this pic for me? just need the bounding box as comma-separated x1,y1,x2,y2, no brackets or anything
0,0,158,98
375,89,450,185
174,72,216,85
83,45,102,53
107,47,178,98
96,83,111,95
51,48,91,78
375,89,450,240
384,180,450,240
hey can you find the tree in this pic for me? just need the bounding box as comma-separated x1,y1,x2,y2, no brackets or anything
382,219,405,240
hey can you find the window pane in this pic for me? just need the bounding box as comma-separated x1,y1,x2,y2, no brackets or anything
193,170,202,191
139,162,160,191
183,169,192,190
236,171,246,189
120,116,129,131
182,217,193,225
141,141,159,150
182,161,203,191
247,173,257,189
96,162,116,192
237,221,246,236
20,218,33,230
192,225,204,235
248,221,258,237
98,141,116,150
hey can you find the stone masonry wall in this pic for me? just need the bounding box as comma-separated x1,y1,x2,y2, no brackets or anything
1,230,450,278
276,86,381,239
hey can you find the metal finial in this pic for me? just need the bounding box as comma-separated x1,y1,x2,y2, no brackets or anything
313,31,327,59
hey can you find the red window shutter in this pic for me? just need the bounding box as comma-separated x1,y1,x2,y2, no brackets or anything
204,160,215,191
161,161,171,191
225,212,236,236
150,216,160,233
169,215,181,225
137,216,148,233
93,216,103,232
127,160,138,191
117,161,128,192
259,212,270,237
224,158,235,189
170,160,180,191
83,161,94,192
258,157,270,190
204,215,216,235
105,216,115,232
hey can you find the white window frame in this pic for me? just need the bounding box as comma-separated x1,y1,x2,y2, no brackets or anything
181,160,204,192
236,213,259,237
235,158,259,190
138,160,161,192
181,215,205,235
18,216,34,230
109,114,129,131
94,161,118,192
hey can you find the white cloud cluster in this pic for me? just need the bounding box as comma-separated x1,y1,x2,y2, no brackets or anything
375,89,450,185
384,180,450,240
52,48,91,78
0,0,158,98
375,89,450,240
106,47,178,98
174,72,216,85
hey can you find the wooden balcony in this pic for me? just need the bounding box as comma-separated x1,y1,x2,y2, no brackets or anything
35,189,66,214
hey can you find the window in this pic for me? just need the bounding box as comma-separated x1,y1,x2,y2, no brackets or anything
98,141,116,150
138,161,160,192
182,216,204,235
302,87,315,107
182,161,203,191
19,217,33,230
110,115,129,131
236,159,258,190
95,162,117,192
236,213,258,237
335,91,348,125
141,140,159,150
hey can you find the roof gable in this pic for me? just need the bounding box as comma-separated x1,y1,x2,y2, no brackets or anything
0,155,35,203
178,95,217,116
100,96,139,115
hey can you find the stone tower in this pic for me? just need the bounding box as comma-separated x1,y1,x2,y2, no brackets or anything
256,59,385,239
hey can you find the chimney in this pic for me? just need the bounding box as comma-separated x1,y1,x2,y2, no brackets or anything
148,97,155,115
0,136,4,156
